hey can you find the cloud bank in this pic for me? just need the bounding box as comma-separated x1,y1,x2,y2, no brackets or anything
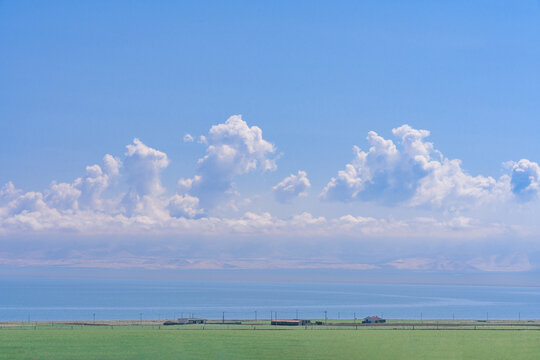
0,120,539,246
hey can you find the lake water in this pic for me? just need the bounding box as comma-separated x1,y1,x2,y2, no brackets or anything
1,278,539,321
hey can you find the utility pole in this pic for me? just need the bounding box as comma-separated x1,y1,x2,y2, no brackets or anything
354,312,356,325
255,311,257,321
296,310,298,319
93,313,96,323
324,311,327,325
222,312,225,324
139,313,142,326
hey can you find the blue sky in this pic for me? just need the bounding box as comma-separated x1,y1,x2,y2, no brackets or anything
1,1,540,278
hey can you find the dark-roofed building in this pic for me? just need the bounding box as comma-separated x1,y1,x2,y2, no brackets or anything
177,318,206,324
271,319,311,326
362,316,386,324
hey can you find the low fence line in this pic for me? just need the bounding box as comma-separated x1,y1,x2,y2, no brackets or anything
2,320,540,332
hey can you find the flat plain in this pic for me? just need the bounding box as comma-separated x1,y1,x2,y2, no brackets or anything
1,323,540,360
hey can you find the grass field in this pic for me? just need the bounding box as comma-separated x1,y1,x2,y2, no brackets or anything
1,325,540,359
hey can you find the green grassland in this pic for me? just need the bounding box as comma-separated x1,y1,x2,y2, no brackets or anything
1,325,540,359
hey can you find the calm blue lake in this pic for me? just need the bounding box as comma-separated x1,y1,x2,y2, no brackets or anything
1,278,539,321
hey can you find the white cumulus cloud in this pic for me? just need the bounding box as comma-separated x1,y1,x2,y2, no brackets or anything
167,194,204,219
122,138,169,216
103,154,121,177
273,170,311,203
322,124,512,209
44,182,81,211
509,159,540,201
181,115,277,209
41,154,121,212
0,182,22,206
124,138,169,197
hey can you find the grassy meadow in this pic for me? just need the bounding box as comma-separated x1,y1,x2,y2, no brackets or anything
1,324,540,359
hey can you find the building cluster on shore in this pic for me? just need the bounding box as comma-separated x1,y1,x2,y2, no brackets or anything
163,316,386,326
